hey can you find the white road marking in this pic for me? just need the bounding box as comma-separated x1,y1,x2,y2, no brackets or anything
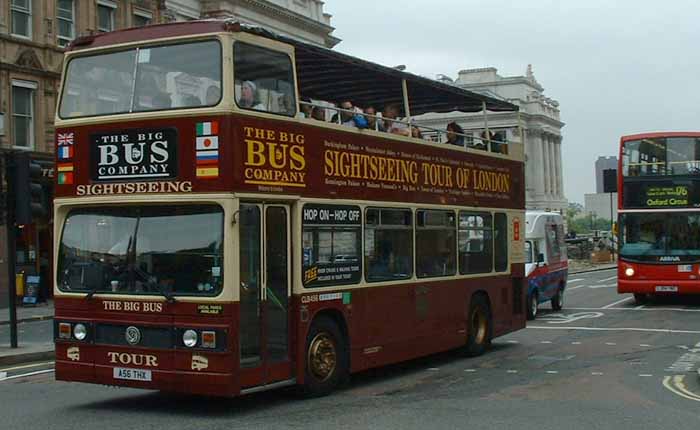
546,371,559,374
572,342,582,345
567,307,700,313
639,374,653,377
598,275,618,283
588,284,617,289
602,297,634,309
0,369,54,382
663,375,700,402
537,312,604,324
568,279,585,283
0,372,6,380
0,361,54,372
605,342,617,346
591,372,604,376
507,340,519,344
568,284,588,291
640,344,651,347
464,369,477,373
428,368,440,371
507,370,518,374
540,341,553,344
527,326,700,334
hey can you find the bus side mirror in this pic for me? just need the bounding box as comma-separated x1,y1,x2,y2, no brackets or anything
537,253,545,264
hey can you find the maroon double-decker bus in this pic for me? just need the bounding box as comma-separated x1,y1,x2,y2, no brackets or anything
53,20,526,397
617,132,700,303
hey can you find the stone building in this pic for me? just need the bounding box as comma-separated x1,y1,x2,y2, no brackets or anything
595,155,618,193
415,66,567,214
162,0,339,47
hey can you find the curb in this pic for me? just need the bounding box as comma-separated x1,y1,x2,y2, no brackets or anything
0,350,55,367
570,266,617,275
0,315,54,327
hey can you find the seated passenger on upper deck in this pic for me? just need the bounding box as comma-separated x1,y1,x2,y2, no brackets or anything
331,99,368,129
364,106,384,131
382,104,410,136
237,80,266,111
311,105,326,121
446,122,465,147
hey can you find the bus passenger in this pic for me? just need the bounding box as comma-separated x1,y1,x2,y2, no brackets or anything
411,126,423,139
364,106,384,131
238,80,266,111
382,104,410,136
446,122,465,146
299,98,313,118
311,105,326,121
331,100,368,128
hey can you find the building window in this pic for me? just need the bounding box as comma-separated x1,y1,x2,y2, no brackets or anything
12,81,37,149
57,0,75,47
133,10,152,27
11,0,32,38
97,1,117,32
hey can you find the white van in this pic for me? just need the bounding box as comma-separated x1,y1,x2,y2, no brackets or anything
525,211,568,319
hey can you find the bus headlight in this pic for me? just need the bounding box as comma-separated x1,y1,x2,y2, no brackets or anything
625,267,635,277
183,330,198,348
73,323,87,341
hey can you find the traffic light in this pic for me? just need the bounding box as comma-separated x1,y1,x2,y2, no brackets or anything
13,152,47,225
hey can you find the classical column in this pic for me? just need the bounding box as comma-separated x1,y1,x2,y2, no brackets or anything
541,134,551,198
554,138,564,200
530,129,546,203
548,135,558,198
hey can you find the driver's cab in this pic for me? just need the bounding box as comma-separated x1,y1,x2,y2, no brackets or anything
524,211,568,319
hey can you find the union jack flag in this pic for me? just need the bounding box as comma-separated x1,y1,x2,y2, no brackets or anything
57,132,74,146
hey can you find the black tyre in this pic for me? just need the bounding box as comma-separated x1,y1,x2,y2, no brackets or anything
527,291,538,320
301,316,348,397
551,287,564,311
633,293,647,305
465,294,492,357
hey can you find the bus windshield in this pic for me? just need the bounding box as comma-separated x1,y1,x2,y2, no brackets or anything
57,205,224,296
59,39,221,119
622,137,700,177
619,212,700,263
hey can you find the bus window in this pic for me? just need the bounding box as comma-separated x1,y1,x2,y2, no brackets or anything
365,208,413,282
416,210,456,278
59,40,222,118
302,204,362,288
233,42,296,116
458,212,493,274
494,213,508,272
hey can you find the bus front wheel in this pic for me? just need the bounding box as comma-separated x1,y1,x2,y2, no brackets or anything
301,316,348,397
465,294,492,357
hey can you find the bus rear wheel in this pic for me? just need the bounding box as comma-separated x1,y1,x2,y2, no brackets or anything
465,295,492,357
301,316,348,397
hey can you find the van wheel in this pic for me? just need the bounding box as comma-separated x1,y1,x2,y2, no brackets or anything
301,316,348,397
465,294,492,357
551,287,564,311
527,291,538,320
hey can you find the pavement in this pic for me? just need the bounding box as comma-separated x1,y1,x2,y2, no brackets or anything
0,300,54,366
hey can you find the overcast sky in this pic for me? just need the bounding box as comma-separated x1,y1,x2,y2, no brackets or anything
324,0,700,204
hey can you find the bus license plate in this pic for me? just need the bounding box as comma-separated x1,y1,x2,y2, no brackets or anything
655,286,678,292
678,265,692,272
113,367,152,382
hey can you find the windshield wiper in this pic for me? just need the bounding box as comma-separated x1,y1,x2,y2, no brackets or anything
134,266,177,304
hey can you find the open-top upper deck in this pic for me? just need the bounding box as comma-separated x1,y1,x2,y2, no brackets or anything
54,20,524,210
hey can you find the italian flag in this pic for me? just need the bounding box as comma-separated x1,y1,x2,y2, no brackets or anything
196,121,219,136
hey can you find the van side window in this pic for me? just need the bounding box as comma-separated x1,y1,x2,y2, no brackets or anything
365,208,413,282
416,210,456,278
458,212,493,274
494,213,508,272
233,42,296,116
546,224,562,263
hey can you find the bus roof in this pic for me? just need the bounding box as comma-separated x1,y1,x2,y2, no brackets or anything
68,20,518,117
621,132,700,142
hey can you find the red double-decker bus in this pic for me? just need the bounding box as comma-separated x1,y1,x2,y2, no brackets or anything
617,132,700,303
53,20,526,397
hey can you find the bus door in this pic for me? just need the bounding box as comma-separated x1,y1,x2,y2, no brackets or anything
238,203,293,388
